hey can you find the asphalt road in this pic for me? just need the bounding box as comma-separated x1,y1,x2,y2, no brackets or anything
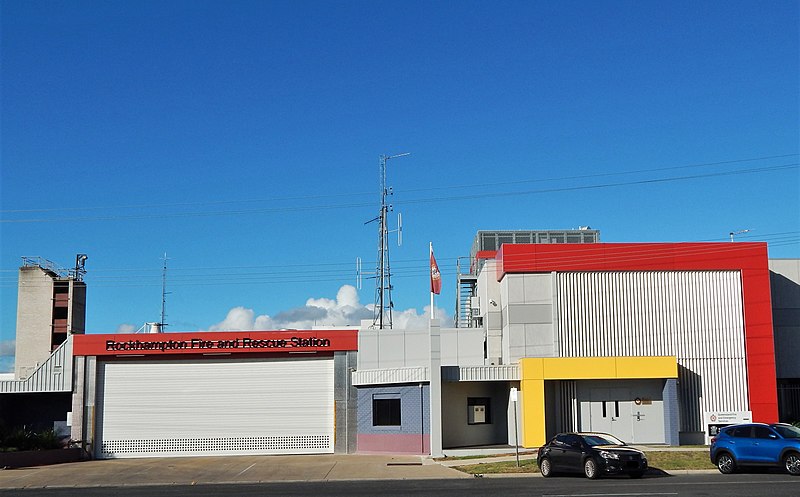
3,473,798,497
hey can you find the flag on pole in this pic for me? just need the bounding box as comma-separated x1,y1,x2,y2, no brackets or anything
430,244,442,295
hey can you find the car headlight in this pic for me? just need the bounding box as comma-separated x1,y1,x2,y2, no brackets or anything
599,450,619,460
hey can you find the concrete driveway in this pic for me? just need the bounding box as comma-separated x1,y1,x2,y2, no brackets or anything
0,454,469,490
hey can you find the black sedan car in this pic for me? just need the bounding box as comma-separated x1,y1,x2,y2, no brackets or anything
537,432,648,479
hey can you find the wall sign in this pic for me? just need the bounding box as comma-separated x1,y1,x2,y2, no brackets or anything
704,410,752,443
73,330,359,356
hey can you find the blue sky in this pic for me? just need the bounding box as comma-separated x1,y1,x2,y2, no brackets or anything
1,1,798,372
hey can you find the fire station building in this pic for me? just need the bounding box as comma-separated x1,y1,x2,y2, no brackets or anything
3,232,798,459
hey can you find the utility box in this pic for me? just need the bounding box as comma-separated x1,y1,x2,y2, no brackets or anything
469,405,486,424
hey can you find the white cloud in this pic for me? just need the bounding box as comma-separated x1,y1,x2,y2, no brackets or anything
115,324,137,334
208,285,452,331
209,306,258,331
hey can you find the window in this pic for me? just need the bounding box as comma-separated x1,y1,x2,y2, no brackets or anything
467,397,491,425
555,434,571,446
774,424,800,439
731,426,752,438
372,398,401,426
754,426,775,439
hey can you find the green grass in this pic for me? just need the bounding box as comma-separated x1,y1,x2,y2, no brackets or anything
458,458,540,474
646,450,716,470
436,452,534,461
454,450,716,475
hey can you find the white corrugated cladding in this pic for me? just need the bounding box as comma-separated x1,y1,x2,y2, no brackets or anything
95,356,334,458
556,271,748,433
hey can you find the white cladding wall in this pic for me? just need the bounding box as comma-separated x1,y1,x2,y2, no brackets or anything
96,356,334,458
556,271,748,433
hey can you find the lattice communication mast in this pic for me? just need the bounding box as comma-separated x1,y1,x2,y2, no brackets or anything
367,153,408,329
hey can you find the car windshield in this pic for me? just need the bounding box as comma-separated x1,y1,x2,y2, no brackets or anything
772,424,800,439
582,434,625,446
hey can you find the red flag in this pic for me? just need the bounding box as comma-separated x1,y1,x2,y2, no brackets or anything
430,247,442,295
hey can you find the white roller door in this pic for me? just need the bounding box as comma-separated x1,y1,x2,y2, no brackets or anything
95,356,334,458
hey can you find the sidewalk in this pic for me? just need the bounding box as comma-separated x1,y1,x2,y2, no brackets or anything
0,446,716,489
0,454,470,489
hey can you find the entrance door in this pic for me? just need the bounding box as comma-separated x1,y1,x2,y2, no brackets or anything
589,388,633,441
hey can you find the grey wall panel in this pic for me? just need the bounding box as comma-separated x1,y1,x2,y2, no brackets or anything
523,273,554,304
556,271,748,433
525,324,556,357
507,304,552,324
440,328,485,366
775,327,800,378
770,260,800,378
378,333,410,368
357,332,380,370
505,275,526,305
357,327,485,370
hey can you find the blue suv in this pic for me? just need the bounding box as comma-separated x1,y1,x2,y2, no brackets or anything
710,423,800,475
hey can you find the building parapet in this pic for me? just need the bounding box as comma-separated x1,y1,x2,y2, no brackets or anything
352,366,429,386
442,364,520,382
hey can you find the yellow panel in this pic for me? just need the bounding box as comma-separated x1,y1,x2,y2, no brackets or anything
519,356,678,381
541,357,616,379
616,356,678,379
520,357,544,380
520,377,546,448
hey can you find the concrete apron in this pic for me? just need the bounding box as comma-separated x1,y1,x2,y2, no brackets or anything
0,454,470,489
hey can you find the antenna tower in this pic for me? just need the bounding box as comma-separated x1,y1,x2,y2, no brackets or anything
160,252,171,330
368,153,409,329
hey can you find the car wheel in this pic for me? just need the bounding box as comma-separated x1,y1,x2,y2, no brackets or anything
784,452,800,476
629,471,644,479
539,457,553,477
716,453,737,474
584,458,599,479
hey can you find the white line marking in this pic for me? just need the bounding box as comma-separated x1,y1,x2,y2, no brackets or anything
235,463,256,477
545,494,678,497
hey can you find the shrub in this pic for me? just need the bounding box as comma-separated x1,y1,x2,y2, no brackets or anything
0,426,67,452
33,428,66,450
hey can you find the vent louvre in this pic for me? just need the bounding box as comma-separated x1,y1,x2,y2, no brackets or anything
101,435,331,455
